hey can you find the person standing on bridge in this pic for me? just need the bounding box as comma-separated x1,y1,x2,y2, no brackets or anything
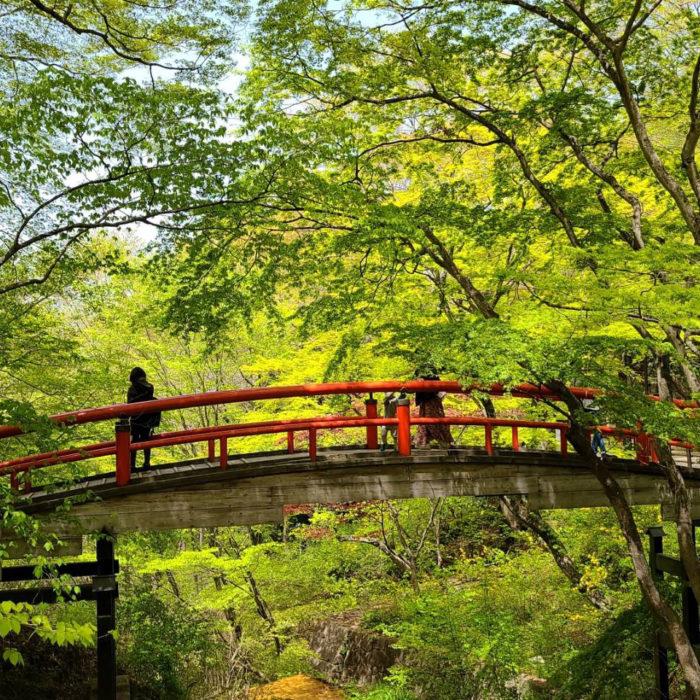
127,367,161,470
381,392,399,451
414,368,454,448
583,398,607,457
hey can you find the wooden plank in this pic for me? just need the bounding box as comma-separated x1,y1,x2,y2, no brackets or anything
0,537,83,559
0,560,120,582
30,468,643,509
30,471,667,532
25,451,695,514
655,554,687,580
63,505,284,532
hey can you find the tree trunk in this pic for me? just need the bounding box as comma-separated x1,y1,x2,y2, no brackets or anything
246,571,282,656
663,326,700,395
435,508,443,569
480,393,606,608
657,353,674,401
500,496,609,611
547,380,700,696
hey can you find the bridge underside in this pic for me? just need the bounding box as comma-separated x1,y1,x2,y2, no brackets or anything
14,447,700,544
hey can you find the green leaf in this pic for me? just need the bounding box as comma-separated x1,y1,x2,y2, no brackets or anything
2,648,24,666
0,617,12,638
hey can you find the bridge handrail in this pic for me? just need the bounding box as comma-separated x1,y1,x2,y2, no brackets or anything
4,379,694,441
1,381,696,492
4,409,696,495
0,415,573,475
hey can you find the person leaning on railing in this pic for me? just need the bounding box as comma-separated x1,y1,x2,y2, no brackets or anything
381,392,399,452
126,367,161,470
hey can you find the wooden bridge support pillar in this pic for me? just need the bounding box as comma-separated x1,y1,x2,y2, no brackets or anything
648,526,670,700
654,637,669,700
95,533,118,700
365,398,378,450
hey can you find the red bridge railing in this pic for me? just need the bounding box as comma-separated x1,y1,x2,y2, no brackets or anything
0,381,696,492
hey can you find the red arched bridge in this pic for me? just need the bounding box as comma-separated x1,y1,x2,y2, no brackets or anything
0,381,697,553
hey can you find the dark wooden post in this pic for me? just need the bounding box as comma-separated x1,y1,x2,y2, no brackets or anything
683,585,700,645
95,533,118,700
648,526,669,700
684,523,700,648
0,540,122,699
653,639,669,700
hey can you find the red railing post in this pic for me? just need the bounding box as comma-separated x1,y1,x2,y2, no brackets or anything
10,470,18,491
511,426,520,452
560,428,568,455
485,424,493,456
397,398,411,456
23,468,31,493
219,437,227,470
208,439,215,462
287,431,294,454
115,420,131,486
365,397,378,449
309,428,317,461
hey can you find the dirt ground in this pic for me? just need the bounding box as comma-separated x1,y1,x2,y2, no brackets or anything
248,673,344,700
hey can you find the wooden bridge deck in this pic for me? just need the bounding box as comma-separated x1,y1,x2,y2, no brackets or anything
17,446,700,540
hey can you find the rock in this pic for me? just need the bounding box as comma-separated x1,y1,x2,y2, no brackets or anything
505,673,549,697
300,610,401,687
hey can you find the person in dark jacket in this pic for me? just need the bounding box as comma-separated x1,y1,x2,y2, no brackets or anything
127,367,160,469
